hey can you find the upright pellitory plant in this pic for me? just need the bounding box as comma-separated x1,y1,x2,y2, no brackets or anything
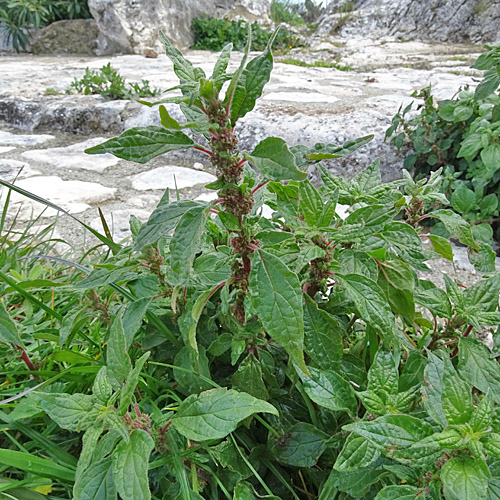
3,27,498,500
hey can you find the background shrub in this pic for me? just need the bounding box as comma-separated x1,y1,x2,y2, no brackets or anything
387,44,500,242
191,15,305,52
0,0,90,51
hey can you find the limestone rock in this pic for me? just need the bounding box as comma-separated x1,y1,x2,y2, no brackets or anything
131,166,216,191
31,19,99,55
90,208,151,241
88,0,271,55
0,176,116,220
21,138,120,173
0,131,55,146
318,0,500,43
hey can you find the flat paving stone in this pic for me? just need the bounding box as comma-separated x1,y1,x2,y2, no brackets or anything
21,137,119,173
90,208,151,241
0,146,16,154
0,159,40,180
0,131,55,146
1,175,116,220
131,166,216,191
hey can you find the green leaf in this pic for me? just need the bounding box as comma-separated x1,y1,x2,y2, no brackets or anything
271,422,327,467
337,274,397,342
160,31,205,83
169,206,209,284
368,350,399,395
374,485,420,500
232,354,269,400
470,391,494,432
158,105,181,129
171,388,278,441
441,456,489,500
357,390,386,414
92,367,113,405
441,353,473,425
107,315,132,389
211,42,233,90
0,301,22,346
458,338,500,402
451,184,477,214
481,143,500,176
334,434,380,471
134,200,203,250
73,457,115,500
377,258,415,322
422,352,448,427
75,265,140,290
483,433,500,459
304,135,374,161
229,44,273,122
343,415,434,450
299,180,322,226
431,210,480,250
303,296,343,370
122,297,151,348
427,234,454,261
297,366,357,414
112,429,154,500
85,126,194,163
119,352,150,414
475,67,500,100
248,137,307,181
41,393,96,432
463,275,500,312
250,249,306,373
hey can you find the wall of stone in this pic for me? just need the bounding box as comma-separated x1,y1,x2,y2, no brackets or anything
87,0,272,55
318,0,500,44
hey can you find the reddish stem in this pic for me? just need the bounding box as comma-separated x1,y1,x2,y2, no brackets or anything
194,146,212,156
243,256,251,273
16,346,39,378
212,198,225,206
252,181,269,195
209,209,219,214
134,403,141,418
237,158,248,168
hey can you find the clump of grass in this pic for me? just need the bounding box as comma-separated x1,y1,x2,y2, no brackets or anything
279,57,353,71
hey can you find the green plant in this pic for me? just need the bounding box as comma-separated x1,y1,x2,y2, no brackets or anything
191,15,304,52
68,63,160,100
0,0,90,51
387,44,500,241
278,57,352,70
270,0,304,26
0,28,499,500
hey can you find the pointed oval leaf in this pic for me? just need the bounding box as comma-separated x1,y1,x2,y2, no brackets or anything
297,366,357,413
335,433,380,471
250,249,306,373
85,126,194,163
248,137,307,181
0,301,22,346
112,429,154,500
441,456,489,500
171,388,278,441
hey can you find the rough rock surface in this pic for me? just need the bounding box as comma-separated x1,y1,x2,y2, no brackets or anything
318,0,500,43
87,0,272,55
30,19,99,55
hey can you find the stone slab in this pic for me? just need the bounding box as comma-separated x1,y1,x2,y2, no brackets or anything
1,175,116,220
131,166,216,191
0,131,55,146
21,138,119,173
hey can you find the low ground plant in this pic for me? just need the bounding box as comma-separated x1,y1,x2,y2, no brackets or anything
386,44,500,242
191,16,304,52
0,29,499,500
68,63,160,100
0,0,90,51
